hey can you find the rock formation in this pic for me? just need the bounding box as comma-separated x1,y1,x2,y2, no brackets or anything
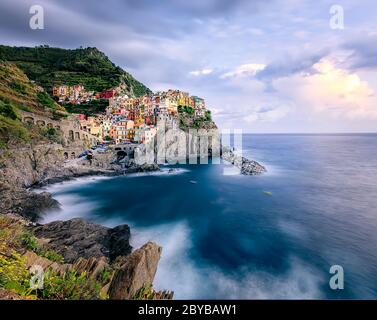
221,147,267,175
108,242,162,299
32,218,132,263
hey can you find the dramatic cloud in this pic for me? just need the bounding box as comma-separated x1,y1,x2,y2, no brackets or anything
0,0,376,132
275,59,377,119
255,50,328,82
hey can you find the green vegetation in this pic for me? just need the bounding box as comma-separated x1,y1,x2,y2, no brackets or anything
99,267,113,285
40,269,105,300
0,219,34,298
0,243,34,298
64,99,109,116
178,105,194,115
0,114,29,149
205,110,212,121
0,62,63,114
0,102,18,120
9,82,27,95
0,45,152,97
0,216,105,300
132,283,155,300
21,231,64,264
37,92,57,111
0,63,65,148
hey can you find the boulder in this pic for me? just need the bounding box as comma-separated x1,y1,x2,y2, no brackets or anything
0,185,59,222
221,147,266,175
32,218,132,263
108,242,162,299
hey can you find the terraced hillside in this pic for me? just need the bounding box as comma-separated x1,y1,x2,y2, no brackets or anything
0,45,151,97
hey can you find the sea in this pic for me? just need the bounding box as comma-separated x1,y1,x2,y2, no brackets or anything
39,134,377,299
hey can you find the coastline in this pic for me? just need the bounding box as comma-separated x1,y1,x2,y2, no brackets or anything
0,140,266,300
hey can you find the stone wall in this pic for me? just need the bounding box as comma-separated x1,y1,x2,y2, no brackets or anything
19,110,101,148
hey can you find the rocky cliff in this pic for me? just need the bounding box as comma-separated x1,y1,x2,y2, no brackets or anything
0,214,166,300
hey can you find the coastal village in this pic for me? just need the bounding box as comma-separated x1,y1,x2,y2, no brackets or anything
52,85,211,145
0,45,266,302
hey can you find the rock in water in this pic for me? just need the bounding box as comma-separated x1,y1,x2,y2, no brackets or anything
33,218,132,263
221,147,267,175
108,242,162,299
0,186,60,221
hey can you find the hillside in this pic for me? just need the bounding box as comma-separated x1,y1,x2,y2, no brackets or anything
0,45,152,97
0,62,63,149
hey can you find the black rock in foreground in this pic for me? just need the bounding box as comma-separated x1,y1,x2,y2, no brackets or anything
33,218,132,263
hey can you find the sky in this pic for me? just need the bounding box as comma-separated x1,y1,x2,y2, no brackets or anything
1,0,377,133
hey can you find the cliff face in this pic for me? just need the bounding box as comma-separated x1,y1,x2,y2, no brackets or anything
0,142,95,221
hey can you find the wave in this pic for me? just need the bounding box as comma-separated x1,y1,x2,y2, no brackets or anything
39,193,100,224
124,168,190,178
36,175,113,195
129,221,323,299
35,164,323,299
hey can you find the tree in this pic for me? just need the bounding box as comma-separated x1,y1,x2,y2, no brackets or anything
205,110,212,121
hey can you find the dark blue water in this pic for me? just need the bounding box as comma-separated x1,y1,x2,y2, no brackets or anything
41,134,377,299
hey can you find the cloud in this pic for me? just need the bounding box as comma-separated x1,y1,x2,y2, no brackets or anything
189,69,213,76
243,103,292,123
1,0,377,132
343,34,377,70
275,59,377,119
220,63,266,79
256,50,328,81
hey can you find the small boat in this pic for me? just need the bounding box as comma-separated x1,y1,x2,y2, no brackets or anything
189,180,198,184
263,191,273,196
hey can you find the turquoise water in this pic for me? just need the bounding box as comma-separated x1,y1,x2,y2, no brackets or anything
41,134,377,299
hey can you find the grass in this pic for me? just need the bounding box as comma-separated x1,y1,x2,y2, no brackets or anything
21,231,64,264
0,216,106,300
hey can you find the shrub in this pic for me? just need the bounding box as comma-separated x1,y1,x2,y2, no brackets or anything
132,283,155,300
10,82,27,94
0,103,18,120
99,267,113,285
0,242,36,298
20,231,64,263
41,250,64,264
0,115,29,148
37,92,57,110
40,269,105,300
205,110,212,121
20,231,39,252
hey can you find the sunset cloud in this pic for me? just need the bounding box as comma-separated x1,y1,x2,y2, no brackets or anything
275,59,377,120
